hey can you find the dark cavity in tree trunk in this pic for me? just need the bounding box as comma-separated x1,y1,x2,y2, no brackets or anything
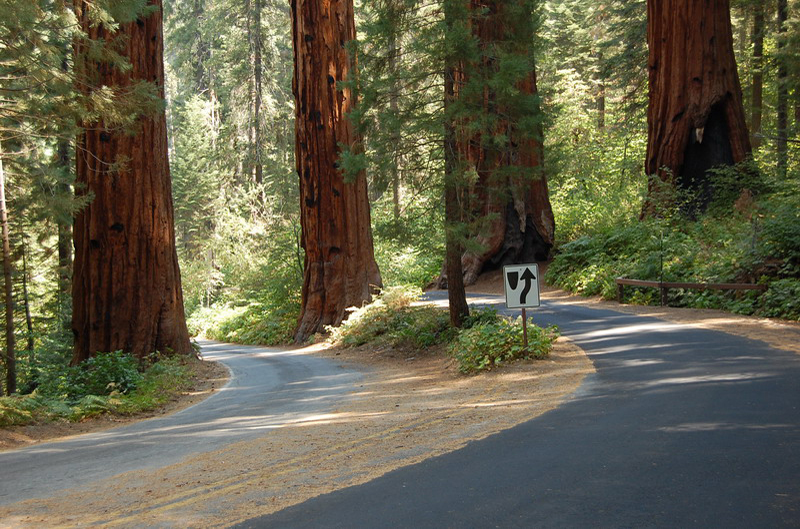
680,104,735,217
642,0,752,218
435,0,554,288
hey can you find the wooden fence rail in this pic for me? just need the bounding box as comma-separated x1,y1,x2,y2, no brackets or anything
615,277,768,306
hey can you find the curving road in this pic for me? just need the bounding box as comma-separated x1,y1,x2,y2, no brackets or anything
239,292,800,528
0,341,363,507
3,294,799,527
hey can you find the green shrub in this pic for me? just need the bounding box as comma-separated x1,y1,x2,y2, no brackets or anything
0,395,41,426
187,298,300,346
111,356,193,413
70,394,119,421
449,319,559,374
544,209,800,318
329,287,558,373
462,306,503,328
706,160,768,214
0,355,197,427
68,351,143,398
328,286,452,348
761,202,800,268
760,279,800,321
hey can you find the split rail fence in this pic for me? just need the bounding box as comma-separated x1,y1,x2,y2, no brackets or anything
614,277,768,307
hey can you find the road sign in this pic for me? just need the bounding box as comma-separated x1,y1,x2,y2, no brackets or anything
503,263,540,309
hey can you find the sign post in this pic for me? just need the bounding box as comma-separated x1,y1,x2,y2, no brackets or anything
503,264,541,348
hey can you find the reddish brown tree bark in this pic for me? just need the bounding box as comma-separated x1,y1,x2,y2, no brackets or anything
440,0,554,287
459,63,554,285
72,0,192,362
643,0,752,217
291,0,382,342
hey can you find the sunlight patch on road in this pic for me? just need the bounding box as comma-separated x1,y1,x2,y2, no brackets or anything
643,372,771,388
577,321,694,340
617,359,666,367
658,422,793,433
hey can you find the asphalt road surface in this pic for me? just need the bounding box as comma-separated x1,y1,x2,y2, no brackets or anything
239,292,800,528
0,342,362,507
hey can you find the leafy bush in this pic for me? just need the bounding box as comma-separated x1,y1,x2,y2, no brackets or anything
69,394,120,421
0,355,198,427
35,350,143,401
0,395,43,426
328,286,453,348
66,351,143,399
761,201,800,268
546,214,773,312
329,287,557,373
546,189,800,321
545,224,651,299
187,297,300,346
760,279,800,321
449,318,559,374
705,160,768,215
14,318,74,395
462,306,503,328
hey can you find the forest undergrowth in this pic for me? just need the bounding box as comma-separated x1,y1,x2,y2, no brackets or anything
546,162,800,321
0,352,204,428
4,0,799,422
328,286,557,374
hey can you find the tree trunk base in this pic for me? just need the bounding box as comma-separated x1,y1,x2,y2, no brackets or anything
433,203,552,289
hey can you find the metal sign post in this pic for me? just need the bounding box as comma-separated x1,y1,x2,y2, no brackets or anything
503,264,541,349
521,308,528,348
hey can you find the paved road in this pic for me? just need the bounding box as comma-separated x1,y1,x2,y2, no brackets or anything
0,341,362,506
240,292,800,528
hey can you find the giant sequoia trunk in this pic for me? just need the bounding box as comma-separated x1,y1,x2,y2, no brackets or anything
72,0,192,362
291,0,382,342
459,62,554,285
643,0,752,217
439,0,554,288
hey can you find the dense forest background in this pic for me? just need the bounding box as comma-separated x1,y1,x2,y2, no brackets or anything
1,0,799,398
169,0,800,336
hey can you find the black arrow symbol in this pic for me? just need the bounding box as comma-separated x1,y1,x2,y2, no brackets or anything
520,268,536,304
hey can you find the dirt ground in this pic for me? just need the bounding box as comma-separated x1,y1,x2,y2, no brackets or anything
2,342,591,528
2,274,799,527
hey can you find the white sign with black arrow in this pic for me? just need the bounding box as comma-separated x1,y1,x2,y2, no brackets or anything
503,263,540,309
503,263,540,349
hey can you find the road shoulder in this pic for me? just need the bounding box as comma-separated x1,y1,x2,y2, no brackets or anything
1,335,592,527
